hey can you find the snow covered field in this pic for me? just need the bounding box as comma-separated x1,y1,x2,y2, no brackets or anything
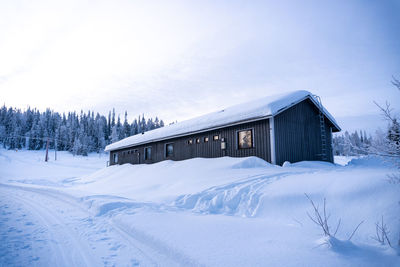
0,149,399,266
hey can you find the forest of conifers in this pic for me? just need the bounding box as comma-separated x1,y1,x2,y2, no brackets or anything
0,105,164,155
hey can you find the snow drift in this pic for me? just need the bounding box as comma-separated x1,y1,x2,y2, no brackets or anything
1,149,399,266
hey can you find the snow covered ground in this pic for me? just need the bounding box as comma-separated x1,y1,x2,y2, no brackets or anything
0,148,399,266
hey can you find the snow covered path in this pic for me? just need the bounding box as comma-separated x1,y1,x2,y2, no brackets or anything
0,183,199,267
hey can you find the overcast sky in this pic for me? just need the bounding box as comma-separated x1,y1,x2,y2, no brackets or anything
1,0,399,133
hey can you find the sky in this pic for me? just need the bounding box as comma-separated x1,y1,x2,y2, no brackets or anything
0,0,399,133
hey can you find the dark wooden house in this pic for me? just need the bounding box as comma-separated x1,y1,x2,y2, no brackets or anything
105,91,341,166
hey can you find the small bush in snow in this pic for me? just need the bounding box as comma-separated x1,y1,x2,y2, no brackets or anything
305,194,363,241
372,216,392,247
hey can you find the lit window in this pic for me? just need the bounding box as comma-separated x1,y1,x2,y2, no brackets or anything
213,135,219,141
204,137,209,142
196,138,200,144
113,153,118,163
165,143,174,157
188,139,193,145
238,129,253,149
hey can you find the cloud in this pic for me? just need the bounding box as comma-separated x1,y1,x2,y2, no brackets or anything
0,0,399,131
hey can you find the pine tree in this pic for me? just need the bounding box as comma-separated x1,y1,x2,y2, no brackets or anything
123,111,131,138
0,105,164,155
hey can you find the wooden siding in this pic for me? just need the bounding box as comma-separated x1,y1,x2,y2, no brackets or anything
109,119,271,165
109,98,337,166
274,98,334,165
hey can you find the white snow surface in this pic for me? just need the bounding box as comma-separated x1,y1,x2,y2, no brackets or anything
105,90,340,151
0,149,399,266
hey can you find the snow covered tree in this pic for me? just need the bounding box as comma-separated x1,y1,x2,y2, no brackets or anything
123,111,131,138
371,76,400,248
371,77,400,172
0,105,164,155
131,118,138,135
110,125,119,143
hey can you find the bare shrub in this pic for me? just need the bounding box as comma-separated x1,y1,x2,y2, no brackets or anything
372,216,392,247
305,193,363,241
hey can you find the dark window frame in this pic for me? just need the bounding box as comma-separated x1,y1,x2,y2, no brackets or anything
144,146,152,160
165,143,174,158
204,136,209,142
213,134,220,141
196,138,200,144
113,153,118,163
236,128,255,149
188,139,193,145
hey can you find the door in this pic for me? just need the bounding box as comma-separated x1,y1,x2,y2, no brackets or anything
132,150,140,164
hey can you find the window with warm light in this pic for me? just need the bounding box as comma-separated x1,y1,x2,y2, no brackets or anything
237,129,253,149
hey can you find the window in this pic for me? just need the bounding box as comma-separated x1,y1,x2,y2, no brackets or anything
144,147,152,160
113,153,118,163
188,139,193,145
213,135,219,141
196,138,200,144
165,143,174,157
204,137,209,142
238,129,253,149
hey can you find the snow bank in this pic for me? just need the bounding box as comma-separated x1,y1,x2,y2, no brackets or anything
348,155,395,168
231,156,275,169
1,150,399,266
334,155,359,166
283,160,337,169
74,156,280,204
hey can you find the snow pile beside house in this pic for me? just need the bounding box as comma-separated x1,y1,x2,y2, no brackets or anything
75,156,280,203
74,155,399,266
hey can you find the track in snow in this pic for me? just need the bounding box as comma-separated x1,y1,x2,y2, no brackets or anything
0,183,201,267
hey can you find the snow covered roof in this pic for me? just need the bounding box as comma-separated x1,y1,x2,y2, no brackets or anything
105,90,340,152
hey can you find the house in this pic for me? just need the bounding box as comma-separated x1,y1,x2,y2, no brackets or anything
105,90,341,166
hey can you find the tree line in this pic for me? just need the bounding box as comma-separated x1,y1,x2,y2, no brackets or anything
332,130,372,156
332,125,399,157
0,105,164,155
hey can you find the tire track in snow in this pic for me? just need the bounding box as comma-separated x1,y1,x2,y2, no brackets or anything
0,186,102,267
175,170,319,217
0,183,202,267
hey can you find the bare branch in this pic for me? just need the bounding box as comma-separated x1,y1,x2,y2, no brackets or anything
373,101,396,124
392,75,400,91
307,212,320,226
305,194,364,241
334,219,341,237
373,216,393,247
305,194,333,237
348,220,364,241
